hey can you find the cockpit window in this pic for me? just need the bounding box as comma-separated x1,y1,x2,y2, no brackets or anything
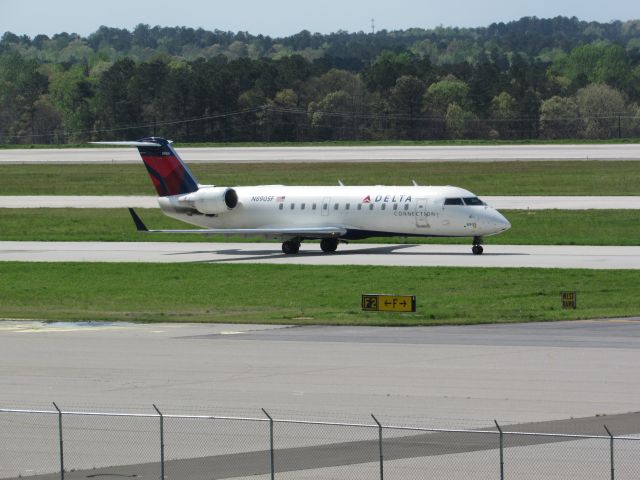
463,197,485,206
444,198,464,205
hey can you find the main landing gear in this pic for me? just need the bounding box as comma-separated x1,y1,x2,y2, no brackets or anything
472,236,484,255
281,237,340,254
320,238,339,253
281,240,300,254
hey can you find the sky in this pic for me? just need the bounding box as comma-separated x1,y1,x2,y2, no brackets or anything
1,0,638,38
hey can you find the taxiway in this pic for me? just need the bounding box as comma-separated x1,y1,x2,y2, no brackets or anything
0,241,638,269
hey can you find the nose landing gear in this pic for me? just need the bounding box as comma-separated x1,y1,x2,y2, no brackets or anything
472,236,484,255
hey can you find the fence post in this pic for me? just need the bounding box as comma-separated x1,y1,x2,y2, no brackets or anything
494,420,504,480
52,403,64,480
262,409,275,480
618,115,622,139
604,425,614,480
153,405,164,480
371,414,383,480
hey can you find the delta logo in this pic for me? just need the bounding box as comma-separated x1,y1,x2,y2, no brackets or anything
362,195,371,203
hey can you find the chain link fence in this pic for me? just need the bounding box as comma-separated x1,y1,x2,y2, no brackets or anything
1,406,640,480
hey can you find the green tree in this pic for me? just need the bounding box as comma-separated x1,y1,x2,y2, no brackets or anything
268,88,301,141
539,96,582,139
549,44,632,92
389,75,426,139
301,69,370,140
237,87,268,140
445,102,476,139
575,83,627,138
0,52,48,143
48,64,94,141
363,50,429,92
309,90,353,140
31,95,63,143
423,76,471,115
490,91,518,139
92,58,139,138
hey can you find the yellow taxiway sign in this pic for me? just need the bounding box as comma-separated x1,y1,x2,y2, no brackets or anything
362,294,416,313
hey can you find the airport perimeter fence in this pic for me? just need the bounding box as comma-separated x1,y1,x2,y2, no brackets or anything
1,406,640,480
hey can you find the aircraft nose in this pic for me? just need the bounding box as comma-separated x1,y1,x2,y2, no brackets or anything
495,212,511,231
483,209,510,233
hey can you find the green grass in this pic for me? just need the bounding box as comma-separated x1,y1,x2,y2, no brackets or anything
1,161,640,195
0,208,637,245
0,262,638,324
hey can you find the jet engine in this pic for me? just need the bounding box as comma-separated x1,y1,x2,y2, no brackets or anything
179,187,238,215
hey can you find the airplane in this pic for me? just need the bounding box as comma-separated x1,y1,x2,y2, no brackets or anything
93,137,511,255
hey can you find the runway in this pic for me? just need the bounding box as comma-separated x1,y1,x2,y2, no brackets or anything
1,241,638,269
2,143,640,164
2,195,639,209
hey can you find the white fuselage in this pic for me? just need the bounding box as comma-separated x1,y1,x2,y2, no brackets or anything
158,185,511,240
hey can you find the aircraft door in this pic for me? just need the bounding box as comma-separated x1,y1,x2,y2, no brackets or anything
416,198,429,227
321,197,330,216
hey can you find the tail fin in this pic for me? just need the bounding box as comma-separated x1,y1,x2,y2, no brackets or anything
135,137,199,197
93,138,199,196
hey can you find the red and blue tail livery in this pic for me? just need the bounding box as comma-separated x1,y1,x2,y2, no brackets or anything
93,138,199,196
135,137,199,196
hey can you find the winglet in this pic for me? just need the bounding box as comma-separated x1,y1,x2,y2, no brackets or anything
128,208,148,232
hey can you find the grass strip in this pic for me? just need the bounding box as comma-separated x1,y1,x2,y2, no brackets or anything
1,161,639,195
0,262,638,325
0,209,637,245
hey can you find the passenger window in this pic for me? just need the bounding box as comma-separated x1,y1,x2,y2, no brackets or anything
444,198,464,206
312,203,317,210
290,203,295,210
381,204,386,210
393,204,398,210
346,203,350,210
279,204,284,210
323,203,328,210
369,204,374,210
334,203,339,210
357,204,362,210
301,203,305,210
404,203,409,211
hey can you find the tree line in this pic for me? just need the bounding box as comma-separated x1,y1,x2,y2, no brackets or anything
1,16,640,144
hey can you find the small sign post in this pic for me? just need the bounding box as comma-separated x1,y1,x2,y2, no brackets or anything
561,291,577,309
362,294,416,313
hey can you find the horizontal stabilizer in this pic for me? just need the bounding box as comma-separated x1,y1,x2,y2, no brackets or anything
91,141,162,147
128,208,149,231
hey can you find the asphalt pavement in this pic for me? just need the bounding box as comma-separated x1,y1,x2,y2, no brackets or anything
2,144,640,163
0,241,638,269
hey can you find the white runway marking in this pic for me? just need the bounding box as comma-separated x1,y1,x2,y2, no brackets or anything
0,241,638,269
1,195,639,209
2,144,640,164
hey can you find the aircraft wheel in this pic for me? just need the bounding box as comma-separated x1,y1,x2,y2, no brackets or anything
282,240,300,254
472,245,484,255
320,238,339,253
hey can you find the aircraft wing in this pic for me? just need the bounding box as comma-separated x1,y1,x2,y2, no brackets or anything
128,209,346,238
